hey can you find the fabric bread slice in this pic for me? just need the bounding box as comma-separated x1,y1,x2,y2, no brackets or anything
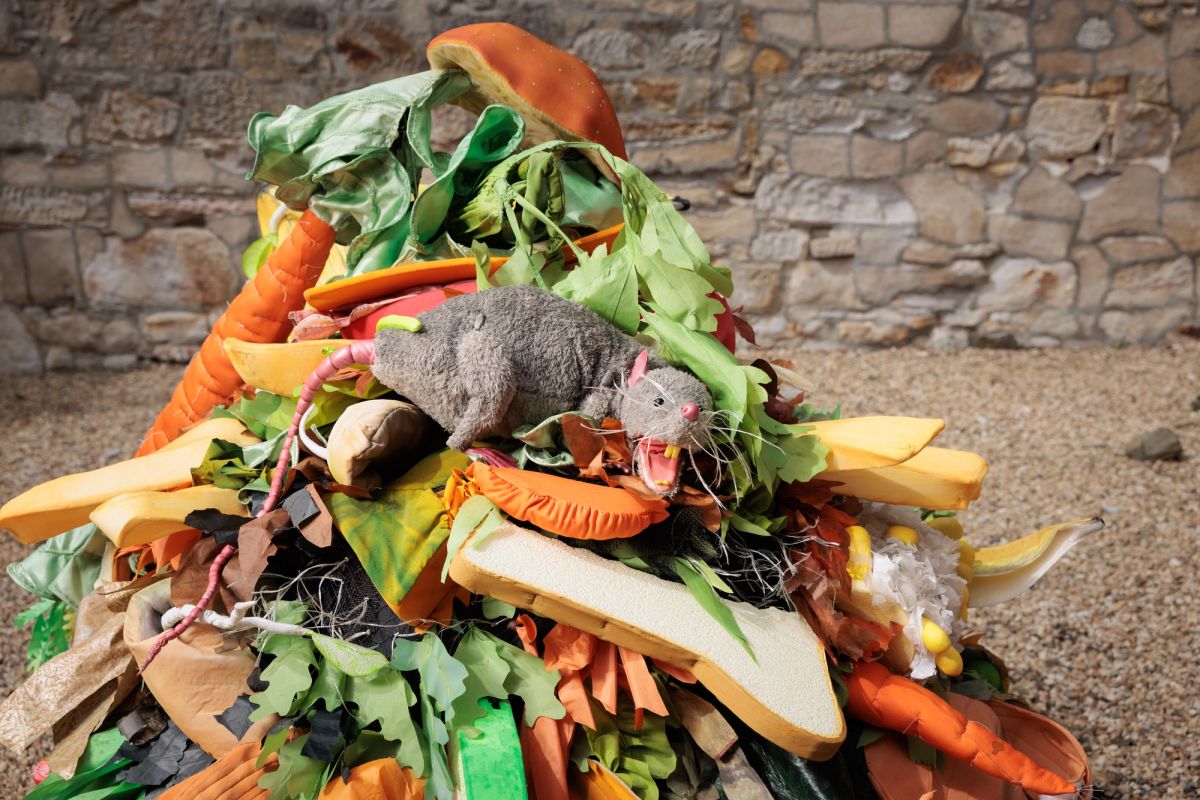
449,522,846,760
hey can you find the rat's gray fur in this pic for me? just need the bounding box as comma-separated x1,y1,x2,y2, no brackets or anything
371,284,713,451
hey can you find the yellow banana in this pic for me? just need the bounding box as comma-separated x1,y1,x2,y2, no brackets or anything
224,338,358,396
968,518,1105,607
822,447,988,511
0,428,258,544
807,416,944,472
90,485,248,548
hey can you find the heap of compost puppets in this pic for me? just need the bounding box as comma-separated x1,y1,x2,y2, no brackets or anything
0,22,1100,800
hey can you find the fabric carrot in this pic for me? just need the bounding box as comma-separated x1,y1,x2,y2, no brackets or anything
135,208,336,456
845,661,1076,796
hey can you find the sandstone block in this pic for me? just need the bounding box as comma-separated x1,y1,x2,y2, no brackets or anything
994,215,1074,260
889,4,962,47
926,96,1007,135
1013,166,1083,221
905,130,946,168
800,47,930,75
0,58,41,97
971,10,1029,58
1169,57,1200,112
851,135,903,178
88,90,181,144
112,148,170,188
1113,101,1176,159
1097,35,1166,72
1075,16,1114,49
787,260,860,307
0,231,28,304
1100,236,1177,264
759,174,917,226
663,30,722,68
0,93,81,152
817,2,885,48
1164,200,1200,251
731,263,784,312
809,234,857,259
1099,308,1190,342
761,12,816,46
23,228,81,305
791,135,850,177
83,228,236,309
976,258,1077,311
899,171,985,244
1106,257,1194,308
0,306,41,375
142,310,212,343
1078,166,1161,240
750,229,810,262
1035,50,1095,79
0,186,108,227
572,28,647,70
856,261,982,305
1072,244,1112,309
1032,0,1082,49
1026,97,1107,159
929,53,983,93
858,227,911,265
1165,149,1200,199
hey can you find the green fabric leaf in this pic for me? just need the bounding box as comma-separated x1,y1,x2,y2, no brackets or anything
585,701,676,800
250,635,317,721
7,523,105,607
247,70,473,275
450,627,564,734
554,244,641,334
302,657,346,713
309,633,389,678
343,667,425,775
442,495,503,581
24,728,139,800
672,557,753,659
327,450,469,610
241,233,277,280
15,598,73,673
390,634,468,724
257,734,327,800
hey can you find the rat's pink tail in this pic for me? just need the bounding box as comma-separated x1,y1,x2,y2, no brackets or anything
140,340,376,672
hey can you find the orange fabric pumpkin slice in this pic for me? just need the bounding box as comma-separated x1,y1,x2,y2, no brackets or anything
473,464,667,540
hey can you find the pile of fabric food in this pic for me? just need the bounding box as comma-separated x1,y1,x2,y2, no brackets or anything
0,23,1103,800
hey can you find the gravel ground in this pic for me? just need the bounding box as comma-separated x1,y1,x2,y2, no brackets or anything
1,342,1197,797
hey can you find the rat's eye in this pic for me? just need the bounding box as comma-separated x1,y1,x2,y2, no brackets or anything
653,396,665,407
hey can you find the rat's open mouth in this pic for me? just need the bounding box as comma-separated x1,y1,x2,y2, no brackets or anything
635,438,685,495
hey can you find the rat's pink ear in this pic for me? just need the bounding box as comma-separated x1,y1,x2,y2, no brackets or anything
628,349,650,387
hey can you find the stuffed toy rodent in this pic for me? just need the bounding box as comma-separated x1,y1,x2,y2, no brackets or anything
371,284,714,494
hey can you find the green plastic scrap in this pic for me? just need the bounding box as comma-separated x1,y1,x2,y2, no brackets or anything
452,699,528,800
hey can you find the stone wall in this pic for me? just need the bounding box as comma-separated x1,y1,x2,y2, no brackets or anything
1,0,1198,373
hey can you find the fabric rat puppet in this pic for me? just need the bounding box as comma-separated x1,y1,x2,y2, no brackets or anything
372,284,713,494
142,284,714,670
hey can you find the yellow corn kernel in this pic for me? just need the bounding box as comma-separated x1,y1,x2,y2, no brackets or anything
958,539,976,568
921,617,952,654
926,515,964,540
886,525,919,546
936,647,964,677
845,525,873,581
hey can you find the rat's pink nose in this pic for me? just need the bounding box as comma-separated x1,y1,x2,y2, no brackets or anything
681,402,700,421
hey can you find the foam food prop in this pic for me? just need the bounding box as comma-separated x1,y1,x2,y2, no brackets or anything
90,485,249,548
823,446,989,510
449,522,847,760
223,338,358,397
0,429,258,544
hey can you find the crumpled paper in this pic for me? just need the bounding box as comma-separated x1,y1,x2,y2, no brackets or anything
124,579,278,757
0,576,158,776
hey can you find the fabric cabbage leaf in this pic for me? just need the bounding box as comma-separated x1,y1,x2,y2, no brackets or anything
7,523,105,608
